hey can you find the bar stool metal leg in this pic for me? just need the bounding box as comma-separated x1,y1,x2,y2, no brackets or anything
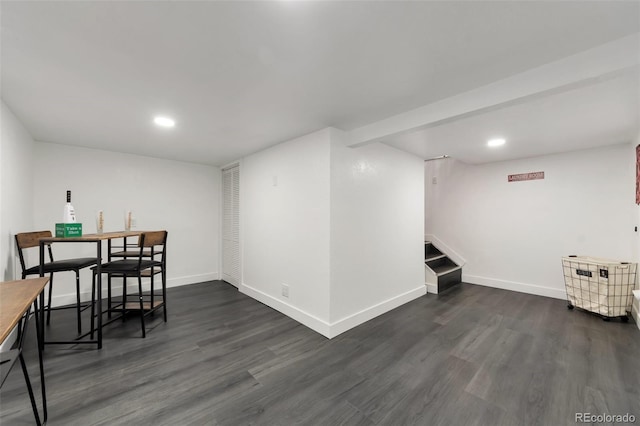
75,270,82,334
138,275,145,338
46,272,53,325
34,296,47,423
18,353,41,426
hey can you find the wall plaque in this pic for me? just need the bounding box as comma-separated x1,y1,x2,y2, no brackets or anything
508,171,544,182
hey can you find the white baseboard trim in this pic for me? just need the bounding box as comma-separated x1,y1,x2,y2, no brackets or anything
240,283,331,337
240,283,427,339
463,274,566,300
329,286,426,338
425,234,466,267
166,273,219,288
426,283,438,294
50,272,219,308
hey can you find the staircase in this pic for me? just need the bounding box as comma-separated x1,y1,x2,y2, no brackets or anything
425,241,462,293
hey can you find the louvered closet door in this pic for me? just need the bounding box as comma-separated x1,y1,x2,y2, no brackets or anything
222,165,240,287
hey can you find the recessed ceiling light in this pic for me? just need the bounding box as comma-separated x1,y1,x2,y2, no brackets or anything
154,116,175,128
487,138,506,147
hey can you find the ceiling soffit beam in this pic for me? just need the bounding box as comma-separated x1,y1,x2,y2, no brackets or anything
344,34,640,148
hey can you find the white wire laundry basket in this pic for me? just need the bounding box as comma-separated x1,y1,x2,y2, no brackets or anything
562,256,637,320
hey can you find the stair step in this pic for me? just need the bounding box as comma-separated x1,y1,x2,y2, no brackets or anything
424,242,443,259
425,254,446,262
426,256,457,272
437,267,462,293
424,240,462,294
436,265,462,277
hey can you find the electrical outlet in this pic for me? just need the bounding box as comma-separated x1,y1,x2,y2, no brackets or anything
432,176,438,184
281,283,289,298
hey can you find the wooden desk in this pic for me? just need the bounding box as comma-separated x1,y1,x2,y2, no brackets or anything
0,277,49,425
39,231,143,349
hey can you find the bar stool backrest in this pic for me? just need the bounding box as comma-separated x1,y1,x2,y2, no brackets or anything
16,231,51,249
15,231,54,272
134,231,167,270
140,231,166,248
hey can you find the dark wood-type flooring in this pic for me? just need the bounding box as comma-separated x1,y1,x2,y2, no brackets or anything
1,281,639,425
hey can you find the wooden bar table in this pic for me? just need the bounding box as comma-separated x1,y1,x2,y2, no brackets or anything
0,277,49,425
39,231,143,349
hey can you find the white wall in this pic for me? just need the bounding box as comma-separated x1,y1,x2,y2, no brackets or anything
0,101,35,351
330,129,425,334
32,142,221,306
240,127,426,338
425,144,635,299
1,100,35,282
240,129,332,334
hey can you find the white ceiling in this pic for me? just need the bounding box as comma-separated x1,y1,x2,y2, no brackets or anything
384,70,640,164
2,1,639,166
